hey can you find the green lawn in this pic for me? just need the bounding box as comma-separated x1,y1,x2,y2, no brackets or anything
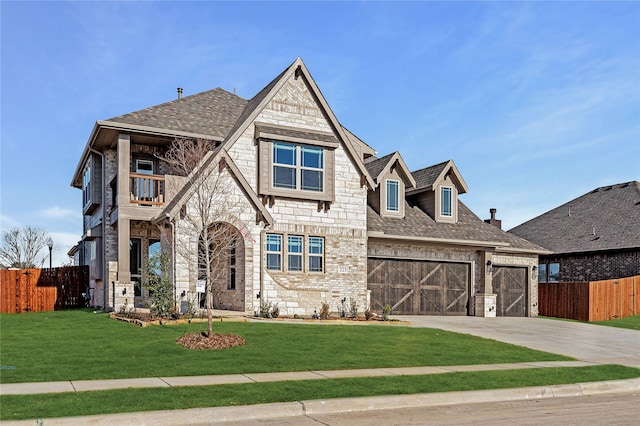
592,314,640,330
2,365,639,421
0,309,571,384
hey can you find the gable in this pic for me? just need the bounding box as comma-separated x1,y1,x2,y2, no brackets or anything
219,58,374,190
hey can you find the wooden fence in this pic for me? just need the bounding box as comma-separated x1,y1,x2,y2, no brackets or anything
0,266,89,313
538,275,640,321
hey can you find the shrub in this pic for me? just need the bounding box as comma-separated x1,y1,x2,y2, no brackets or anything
364,308,372,320
319,302,330,320
259,300,272,318
270,303,280,319
382,304,392,321
349,298,358,318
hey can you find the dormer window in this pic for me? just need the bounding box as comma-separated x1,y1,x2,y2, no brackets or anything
440,186,453,217
386,180,399,212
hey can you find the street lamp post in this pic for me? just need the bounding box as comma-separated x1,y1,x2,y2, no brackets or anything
47,237,54,270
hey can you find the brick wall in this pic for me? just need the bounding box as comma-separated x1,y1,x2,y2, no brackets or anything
543,249,640,282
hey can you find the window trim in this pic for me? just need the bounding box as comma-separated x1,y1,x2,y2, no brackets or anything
287,235,303,272
266,234,283,271
308,236,324,273
385,179,400,212
258,134,336,203
440,186,453,217
265,233,325,274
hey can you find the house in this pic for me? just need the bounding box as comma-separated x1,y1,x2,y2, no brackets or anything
509,182,640,283
71,58,547,318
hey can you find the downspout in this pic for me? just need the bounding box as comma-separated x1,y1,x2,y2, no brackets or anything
259,229,264,315
171,220,177,309
89,147,107,310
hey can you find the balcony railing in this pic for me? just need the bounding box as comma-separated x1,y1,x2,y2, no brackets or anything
130,173,165,206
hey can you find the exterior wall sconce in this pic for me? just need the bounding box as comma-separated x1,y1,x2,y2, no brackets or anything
532,265,538,280
181,290,186,298
122,288,126,296
486,260,492,274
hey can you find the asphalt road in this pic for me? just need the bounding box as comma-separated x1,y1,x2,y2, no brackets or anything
216,392,640,426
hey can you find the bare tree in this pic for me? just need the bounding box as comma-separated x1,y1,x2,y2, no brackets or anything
162,137,247,337
0,226,50,269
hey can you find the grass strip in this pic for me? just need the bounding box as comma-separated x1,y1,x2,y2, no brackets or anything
2,365,638,421
592,314,640,330
0,310,570,384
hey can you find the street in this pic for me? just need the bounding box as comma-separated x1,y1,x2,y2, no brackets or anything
216,392,640,426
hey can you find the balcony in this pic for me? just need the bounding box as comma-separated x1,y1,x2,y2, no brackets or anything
130,173,165,206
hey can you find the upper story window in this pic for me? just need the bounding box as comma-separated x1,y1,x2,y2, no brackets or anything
440,186,453,217
82,153,102,214
273,142,324,192
257,123,337,203
386,180,399,212
82,165,91,207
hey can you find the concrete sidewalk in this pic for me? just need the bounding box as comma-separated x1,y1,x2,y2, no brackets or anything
3,377,640,426
0,360,601,396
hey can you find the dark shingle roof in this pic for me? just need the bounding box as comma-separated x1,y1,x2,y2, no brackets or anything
509,181,640,254
107,88,248,140
411,161,449,190
368,201,546,252
364,153,395,179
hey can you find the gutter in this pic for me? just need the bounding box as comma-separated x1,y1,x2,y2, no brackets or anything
367,231,509,249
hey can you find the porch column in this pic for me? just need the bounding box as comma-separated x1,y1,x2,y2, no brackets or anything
117,218,131,283
117,134,130,207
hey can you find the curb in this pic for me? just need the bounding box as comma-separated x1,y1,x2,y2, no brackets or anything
3,378,639,425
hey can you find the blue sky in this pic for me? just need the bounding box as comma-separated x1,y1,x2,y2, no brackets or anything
1,1,639,266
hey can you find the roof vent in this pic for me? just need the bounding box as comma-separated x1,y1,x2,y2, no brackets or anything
177,87,183,99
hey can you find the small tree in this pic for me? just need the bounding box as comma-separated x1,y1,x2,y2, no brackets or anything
163,137,247,337
144,250,174,318
0,226,50,269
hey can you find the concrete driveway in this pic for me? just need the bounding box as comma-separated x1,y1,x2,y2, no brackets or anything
395,316,640,368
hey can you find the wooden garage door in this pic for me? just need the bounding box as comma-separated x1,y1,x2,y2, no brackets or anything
493,266,527,317
368,258,469,315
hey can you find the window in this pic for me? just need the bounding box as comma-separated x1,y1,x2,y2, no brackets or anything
538,263,547,282
273,142,324,192
266,234,282,271
386,180,399,212
441,186,453,217
228,239,236,290
130,238,142,296
82,165,91,207
308,237,324,273
539,262,560,282
288,235,303,272
548,263,560,282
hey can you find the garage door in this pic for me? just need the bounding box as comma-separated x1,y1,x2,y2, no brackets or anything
493,266,527,317
367,258,470,315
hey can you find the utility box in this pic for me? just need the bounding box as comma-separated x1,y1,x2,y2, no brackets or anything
475,294,497,317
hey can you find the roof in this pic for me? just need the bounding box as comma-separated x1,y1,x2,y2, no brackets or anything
364,152,415,188
368,200,548,253
408,160,469,195
107,88,248,141
509,181,640,254
72,57,375,189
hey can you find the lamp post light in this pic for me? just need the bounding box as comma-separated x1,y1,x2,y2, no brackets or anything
46,237,54,270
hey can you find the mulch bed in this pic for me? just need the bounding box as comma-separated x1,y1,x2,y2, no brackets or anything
176,332,246,350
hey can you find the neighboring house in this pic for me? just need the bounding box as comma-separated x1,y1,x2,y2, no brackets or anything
71,57,547,318
510,181,640,283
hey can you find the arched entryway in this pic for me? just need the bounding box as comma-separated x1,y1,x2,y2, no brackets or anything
198,223,245,311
